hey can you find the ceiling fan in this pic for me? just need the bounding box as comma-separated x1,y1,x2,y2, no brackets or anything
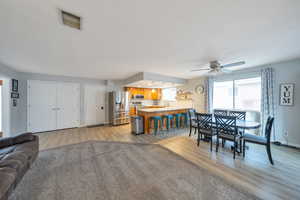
191,60,245,75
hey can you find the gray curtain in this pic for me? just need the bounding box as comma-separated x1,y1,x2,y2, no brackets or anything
205,77,213,113
261,67,276,140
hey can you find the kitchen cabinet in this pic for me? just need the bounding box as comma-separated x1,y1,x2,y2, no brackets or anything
125,87,162,100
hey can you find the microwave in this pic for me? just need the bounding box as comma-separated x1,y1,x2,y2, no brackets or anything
135,95,144,99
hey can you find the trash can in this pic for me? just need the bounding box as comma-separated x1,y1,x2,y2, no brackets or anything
131,116,144,135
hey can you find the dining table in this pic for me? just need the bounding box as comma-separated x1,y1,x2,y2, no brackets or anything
194,114,261,131
195,114,261,152
213,118,261,130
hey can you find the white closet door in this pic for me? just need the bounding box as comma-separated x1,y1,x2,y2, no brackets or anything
84,84,106,126
57,83,80,129
28,81,57,132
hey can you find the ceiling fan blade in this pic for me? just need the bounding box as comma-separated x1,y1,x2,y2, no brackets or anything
221,61,245,68
221,68,232,73
190,68,210,72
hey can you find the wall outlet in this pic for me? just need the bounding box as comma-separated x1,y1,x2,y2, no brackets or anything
283,131,289,145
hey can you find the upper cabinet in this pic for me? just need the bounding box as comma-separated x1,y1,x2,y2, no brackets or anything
125,87,162,100
150,88,161,100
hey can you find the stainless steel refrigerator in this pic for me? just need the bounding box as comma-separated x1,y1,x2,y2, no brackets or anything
109,91,130,125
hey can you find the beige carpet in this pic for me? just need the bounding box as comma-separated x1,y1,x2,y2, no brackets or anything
10,141,259,200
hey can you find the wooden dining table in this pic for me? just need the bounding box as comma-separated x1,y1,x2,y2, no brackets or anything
210,117,261,131
195,114,261,152
193,113,261,130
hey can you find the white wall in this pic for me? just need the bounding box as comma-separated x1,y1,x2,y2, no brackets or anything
171,77,206,112
211,58,300,147
10,79,27,135
0,64,109,136
106,80,125,92
0,62,25,137
1,77,11,137
20,72,107,127
272,60,300,147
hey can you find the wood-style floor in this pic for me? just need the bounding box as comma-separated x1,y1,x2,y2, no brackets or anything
36,125,300,200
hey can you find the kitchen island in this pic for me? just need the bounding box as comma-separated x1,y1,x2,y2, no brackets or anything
137,107,191,134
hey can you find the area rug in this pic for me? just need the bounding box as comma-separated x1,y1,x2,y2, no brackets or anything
9,141,259,200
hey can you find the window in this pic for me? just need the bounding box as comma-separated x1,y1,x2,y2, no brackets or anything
235,77,261,111
0,85,1,132
0,80,2,133
213,81,234,109
213,77,261,111
162,88,177,101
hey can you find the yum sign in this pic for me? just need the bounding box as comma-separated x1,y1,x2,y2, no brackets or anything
280,83,295,106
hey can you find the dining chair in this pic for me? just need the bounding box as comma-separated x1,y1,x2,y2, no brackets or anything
228,111,246,120
196,113,215,151
188,109,197,136
214,109,228,116
243,116,275,165
228,110,246,147
215,115,240,159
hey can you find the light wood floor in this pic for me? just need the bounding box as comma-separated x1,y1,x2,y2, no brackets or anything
36,125,300,200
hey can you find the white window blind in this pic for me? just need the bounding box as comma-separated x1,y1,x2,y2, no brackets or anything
213,77,261,111
162,88,177,101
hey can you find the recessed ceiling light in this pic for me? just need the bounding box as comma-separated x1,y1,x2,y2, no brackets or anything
61,10,81,30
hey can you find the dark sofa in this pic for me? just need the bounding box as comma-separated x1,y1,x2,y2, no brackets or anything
0,133,39,200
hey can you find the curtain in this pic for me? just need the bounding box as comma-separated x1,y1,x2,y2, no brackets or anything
261,67,276,140
205,77,213,113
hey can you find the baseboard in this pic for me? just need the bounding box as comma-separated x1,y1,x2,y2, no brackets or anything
87,124,106,128
273,141,300,149
80,121,110,127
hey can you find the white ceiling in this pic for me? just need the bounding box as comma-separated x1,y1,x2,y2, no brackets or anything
1,0,300,80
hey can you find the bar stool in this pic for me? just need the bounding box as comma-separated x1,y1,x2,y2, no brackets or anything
162,114,174,130
181,112,189,127
149,116,163,135
174,113,183,128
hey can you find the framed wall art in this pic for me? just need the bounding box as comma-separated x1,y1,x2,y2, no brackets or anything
11,92,19,99
12,79,18,92
279,83,294,106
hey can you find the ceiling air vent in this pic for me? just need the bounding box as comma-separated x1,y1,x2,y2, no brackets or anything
61,10,81,30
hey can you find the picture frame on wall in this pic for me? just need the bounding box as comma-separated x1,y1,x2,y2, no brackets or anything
12,99,17,107
12,79,18,92
11,92,19,99
279,83,295,106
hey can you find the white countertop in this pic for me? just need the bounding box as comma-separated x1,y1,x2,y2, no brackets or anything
138,107,191,113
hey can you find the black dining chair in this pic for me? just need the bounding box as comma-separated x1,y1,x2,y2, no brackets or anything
196,113,215,151
215,115,240,159
228,111,246,120
228,110,246,146
214,109,228,116
243,116,275,165
188,109,197,137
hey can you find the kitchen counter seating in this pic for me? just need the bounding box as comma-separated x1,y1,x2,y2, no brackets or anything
149,116,163,135
162,115,174,130
138,107,191,134
0,133,39,200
